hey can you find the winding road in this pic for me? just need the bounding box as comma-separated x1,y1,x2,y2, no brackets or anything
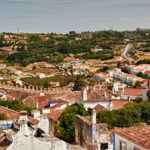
122,44,134,62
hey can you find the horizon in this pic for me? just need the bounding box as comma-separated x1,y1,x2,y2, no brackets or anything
0,28,146,34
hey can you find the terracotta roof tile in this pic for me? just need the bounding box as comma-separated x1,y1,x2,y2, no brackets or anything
94,104,107,113
112,99,130,109
85,89,111,102
144,70,150,75
113,125,150,149
124,88,142,96
0,106,39,125
47,109,64,121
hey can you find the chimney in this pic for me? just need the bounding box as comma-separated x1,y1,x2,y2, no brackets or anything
31,110,40,119
99,85,101,90
86,86,89,90
120,88,124,98
128,96,131,101
42,109,50,114
104,92,107,97
36,101,39,109
40,91,45,96
81,88,87,101
19,111,28,120
91,109,96,124
142,88,148,101
93,86,96,90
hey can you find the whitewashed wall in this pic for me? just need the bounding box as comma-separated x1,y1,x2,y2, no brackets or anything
115,134,145,150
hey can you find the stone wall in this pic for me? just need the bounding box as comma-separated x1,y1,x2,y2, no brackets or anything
75,115,113,150
49,118,57,136
75,115,92,149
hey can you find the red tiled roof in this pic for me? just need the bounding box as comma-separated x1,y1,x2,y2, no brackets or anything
85,88,111,102
127,65,136,68
47,109,64,121
7,81,13,84
0,106,39,125
52,91,81,104
113,125,150,149
134,68,144,72
94,104,107,113
139,64,150,66
6,94,18,100
112,99,130,109
22,95,56,110
64,57,79,62
49,82,59,85
144,70,150,75
124,88,142,96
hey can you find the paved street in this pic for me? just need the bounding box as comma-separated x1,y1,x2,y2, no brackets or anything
122,44,134,62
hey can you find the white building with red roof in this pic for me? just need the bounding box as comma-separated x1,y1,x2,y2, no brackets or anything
144,70,150,77
36,72,45,78
49,82,60,87
76,86,130,111
113,125,150,150
126,64,150,75
0,106,39,129
13,70,22,76
94,73,113,83
120,88,148,101
0,108,85,150
109,69,144,84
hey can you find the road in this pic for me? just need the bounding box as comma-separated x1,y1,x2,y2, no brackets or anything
122,44,134,62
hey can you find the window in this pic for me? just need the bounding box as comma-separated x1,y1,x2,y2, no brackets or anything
120,141,127,150
101,143,108,150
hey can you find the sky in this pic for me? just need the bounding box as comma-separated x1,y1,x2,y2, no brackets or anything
0,0,150,33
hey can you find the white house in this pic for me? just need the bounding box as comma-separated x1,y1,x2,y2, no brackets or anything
4,113,85,150
76,86,112,110
109,69,144,84
120,87,148,101
49,82,60,87
0,64,6,69
94,73,113,83
14,79,23,85
144,70,150,77
13,70,22,76
36,73,45,79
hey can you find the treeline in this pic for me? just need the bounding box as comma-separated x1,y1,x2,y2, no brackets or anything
6,31,125,66
5,30,150,66
80,50,114,60
97,101,150,129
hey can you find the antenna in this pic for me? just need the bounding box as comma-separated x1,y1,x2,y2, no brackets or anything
18,27,19,34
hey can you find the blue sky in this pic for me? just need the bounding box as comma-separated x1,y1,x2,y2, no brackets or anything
0,0,150,33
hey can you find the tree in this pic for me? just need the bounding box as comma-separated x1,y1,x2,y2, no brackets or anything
102,66,109,72
97,102,142,129
135,97,143,103
73,76,86,91
57,104,87,143
134,81,141,88
44,81,49,89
